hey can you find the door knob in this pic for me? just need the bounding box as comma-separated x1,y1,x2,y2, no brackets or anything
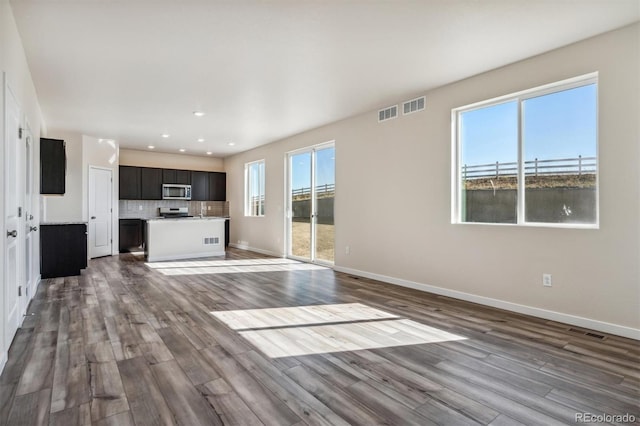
6,230,17,238
91,216,96,219
30,226,38,232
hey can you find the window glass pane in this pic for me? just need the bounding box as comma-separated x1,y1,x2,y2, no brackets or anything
246,161,265,216
460,101,518,223
523,84,597,224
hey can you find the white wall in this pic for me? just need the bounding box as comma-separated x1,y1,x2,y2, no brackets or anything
0,2,46,371
41,130,83,222
225,24,640,338
82,135,120,254
120,148,224,171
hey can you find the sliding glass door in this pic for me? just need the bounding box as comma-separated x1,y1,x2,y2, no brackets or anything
287,143,335,264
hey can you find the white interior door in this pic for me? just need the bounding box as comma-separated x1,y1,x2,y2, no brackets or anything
22,126,34,312
4,78,23,349
88,166,113,258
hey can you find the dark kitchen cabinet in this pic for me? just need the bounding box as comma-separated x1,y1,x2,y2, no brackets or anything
119,219,144,252
190,171,209,201
119,166,141,200
40,223,87,278
208,172,226,201
225,218,229,247
162,169,191,185
140,167,163,200
40,138,66,194
176,170,191,184
162,169,176,184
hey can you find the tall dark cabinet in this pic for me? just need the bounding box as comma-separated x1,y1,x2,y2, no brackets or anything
40,138,66,194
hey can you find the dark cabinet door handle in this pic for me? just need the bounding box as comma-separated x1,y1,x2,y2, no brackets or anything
30,226,38,232
6,230,17,238
91,216,96,219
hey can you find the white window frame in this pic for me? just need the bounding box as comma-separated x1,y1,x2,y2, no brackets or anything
244,159,265,217
451,72,599,229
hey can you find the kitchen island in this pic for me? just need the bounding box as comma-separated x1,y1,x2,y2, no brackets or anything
145,217,226,262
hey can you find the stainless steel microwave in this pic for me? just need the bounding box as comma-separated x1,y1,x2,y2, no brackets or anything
162,184,192,200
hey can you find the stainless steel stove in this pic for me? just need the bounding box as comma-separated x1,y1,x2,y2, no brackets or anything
158,207,192,218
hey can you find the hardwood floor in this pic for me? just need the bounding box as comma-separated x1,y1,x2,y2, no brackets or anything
1,248,638,425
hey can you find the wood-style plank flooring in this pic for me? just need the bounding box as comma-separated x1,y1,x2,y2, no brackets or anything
1,248,638,425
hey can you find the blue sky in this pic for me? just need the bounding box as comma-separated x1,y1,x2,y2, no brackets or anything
291,146,335,190
461,83,597,166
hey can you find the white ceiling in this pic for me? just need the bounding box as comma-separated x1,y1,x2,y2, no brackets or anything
10,0,640,157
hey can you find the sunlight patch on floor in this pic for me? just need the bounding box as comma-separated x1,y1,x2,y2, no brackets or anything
146,258,328,276
211,303,466,358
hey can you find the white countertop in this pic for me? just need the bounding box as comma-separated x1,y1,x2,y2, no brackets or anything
146,216,228,222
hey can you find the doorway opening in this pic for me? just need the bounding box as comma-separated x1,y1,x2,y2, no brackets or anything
88,166,113,258
286,142,335,264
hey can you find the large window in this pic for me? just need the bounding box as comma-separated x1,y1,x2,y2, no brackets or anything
453,74,598,227
245,160,265,216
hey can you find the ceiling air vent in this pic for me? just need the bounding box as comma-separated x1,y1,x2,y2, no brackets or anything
378,105,398,122
402,96,426,115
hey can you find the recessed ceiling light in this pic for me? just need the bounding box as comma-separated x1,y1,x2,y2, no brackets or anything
193,111,205,117
197,138,205,142
161,133,170,138
179,148,186,152
228,142,235,146
148,145,155,149
206,151,212,155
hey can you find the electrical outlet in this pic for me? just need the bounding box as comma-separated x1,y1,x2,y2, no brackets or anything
543,273,552,287
138,205,143,211
208,206,211,210
345,246,350,255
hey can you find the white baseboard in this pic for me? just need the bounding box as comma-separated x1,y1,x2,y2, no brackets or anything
228,243,285,258
334,265,640,340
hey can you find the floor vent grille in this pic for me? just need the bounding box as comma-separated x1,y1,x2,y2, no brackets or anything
585,332,605,339
568,327,606,339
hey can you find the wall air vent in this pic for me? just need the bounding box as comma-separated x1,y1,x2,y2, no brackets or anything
402,96,425,115
378,105,398,122
203,237,220,245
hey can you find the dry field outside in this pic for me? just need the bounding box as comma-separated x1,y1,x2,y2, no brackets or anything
291,222,335,262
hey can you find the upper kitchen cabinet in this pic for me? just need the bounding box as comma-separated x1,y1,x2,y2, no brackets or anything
162,168,176,184
119,166,141,199
208,172,226,201
40,138,66,194
162,169,191,185
140,167,163,200
190,171,209,201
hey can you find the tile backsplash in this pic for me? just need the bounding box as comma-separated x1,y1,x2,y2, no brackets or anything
119,200,229,219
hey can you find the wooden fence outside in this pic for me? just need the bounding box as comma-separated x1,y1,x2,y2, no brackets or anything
462,156,596,180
